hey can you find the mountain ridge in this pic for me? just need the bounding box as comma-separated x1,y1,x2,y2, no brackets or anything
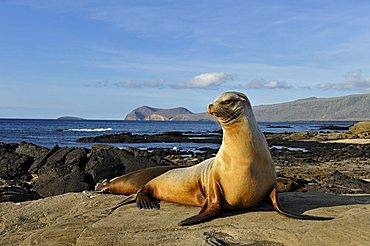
124,93,370,122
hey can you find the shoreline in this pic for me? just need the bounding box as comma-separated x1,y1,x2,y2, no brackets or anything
1,120,370,203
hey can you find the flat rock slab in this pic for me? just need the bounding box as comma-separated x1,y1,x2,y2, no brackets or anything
0,192,369,245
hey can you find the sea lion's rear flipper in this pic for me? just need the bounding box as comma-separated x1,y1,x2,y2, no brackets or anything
268,184,333,220
179,179,222,226
96,166,183,195
110,193,138,210
136,187,161,210
94,179,110,193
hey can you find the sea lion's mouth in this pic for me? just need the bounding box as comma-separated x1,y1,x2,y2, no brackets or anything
207,105,221,117
209,111,221,117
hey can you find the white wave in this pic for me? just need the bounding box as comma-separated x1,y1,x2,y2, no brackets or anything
270,145,308,152
64,128,113,132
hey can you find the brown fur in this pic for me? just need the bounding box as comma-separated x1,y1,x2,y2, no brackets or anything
95,166,183,195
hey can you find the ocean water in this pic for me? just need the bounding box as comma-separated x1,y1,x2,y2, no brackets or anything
0,119,356,151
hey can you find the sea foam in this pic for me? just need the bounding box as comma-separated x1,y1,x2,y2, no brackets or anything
64,128,113,132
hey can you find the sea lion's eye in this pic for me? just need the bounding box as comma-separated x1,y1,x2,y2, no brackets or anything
223,99,233,104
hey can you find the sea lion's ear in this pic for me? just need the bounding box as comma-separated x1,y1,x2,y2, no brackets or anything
234,92,248,101
238,95,247,102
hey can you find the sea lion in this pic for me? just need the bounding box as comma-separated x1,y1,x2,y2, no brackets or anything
96,170,306,195
101,91,332,225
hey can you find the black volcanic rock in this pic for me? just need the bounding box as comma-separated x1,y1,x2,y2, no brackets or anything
28,145,60,174
15,141,49,163
266,124,293,129
331,170,370,193
0,186,42,203
115,147,169,173
78,132,133,143
0,143,33,180
85,145,124,183
0,141,180,199
77,131,222,144
43,147,75,169
34,147,92,197
85,145,169,182
65,148,88,170
318,125,351,131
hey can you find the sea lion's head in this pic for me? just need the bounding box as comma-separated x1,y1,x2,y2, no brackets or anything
208,92,251,125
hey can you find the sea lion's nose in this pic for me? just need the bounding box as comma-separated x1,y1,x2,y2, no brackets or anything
208,104,213,113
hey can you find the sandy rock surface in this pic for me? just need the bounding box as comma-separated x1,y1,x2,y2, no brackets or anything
0,192,369,246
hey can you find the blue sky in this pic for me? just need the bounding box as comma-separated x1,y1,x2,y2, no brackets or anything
1,0,370,119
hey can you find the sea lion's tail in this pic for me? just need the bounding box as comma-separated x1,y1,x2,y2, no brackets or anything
268,184,333,221
110,193,138,211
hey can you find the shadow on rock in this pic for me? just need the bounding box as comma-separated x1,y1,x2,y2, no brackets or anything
218,192,370,220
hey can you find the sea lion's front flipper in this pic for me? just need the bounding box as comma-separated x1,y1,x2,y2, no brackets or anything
179,201,221,226
136,187,160,210
179,178,222,226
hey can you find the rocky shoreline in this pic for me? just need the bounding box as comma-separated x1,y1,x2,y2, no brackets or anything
77,131,222,144
0,142,176,201
1,122,370,203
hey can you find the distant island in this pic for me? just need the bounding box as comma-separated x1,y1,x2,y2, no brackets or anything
124,93,370,122
57,116,86,120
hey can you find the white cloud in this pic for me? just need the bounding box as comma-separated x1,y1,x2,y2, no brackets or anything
95,81,110,87
143,80,165,88
121,80,142,88
93,75,294,91
317,70,370,91
93,79,165,88
120,80,165,88
238,79,292,89
176,72,233,89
